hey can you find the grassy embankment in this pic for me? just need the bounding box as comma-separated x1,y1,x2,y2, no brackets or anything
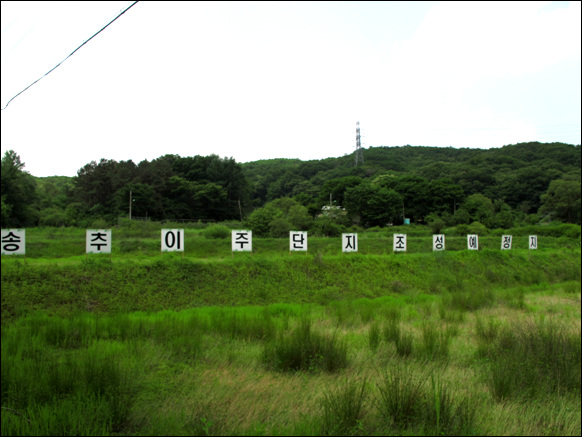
1,225,581,435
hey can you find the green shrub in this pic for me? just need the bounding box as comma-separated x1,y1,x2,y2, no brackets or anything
269,217,292,238
202,224,231,239
468,221,488,235
454,224,470,236
312,217,346,237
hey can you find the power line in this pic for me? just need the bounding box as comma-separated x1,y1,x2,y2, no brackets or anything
1,1,139,111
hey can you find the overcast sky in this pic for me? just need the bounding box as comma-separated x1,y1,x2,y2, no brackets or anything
1,1,580,177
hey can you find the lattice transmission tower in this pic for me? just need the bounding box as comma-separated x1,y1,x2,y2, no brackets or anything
354,121,364,166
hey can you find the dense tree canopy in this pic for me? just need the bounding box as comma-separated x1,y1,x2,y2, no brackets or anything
539,178,581,224
3,141,580,229
1,150,37,227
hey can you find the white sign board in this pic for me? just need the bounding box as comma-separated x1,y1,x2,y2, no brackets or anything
86,229,112,254
529,235,538,249
433,234,445,251
501,235,512,250
1,229,25,255
232,230,252,252
161,229,184,252
467,234,479,250
393,234,407,252
290,231,307,251
342,233,358,252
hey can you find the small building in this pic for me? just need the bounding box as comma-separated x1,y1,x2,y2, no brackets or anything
319,205,346,218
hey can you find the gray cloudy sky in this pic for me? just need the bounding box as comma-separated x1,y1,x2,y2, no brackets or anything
1,1,580,177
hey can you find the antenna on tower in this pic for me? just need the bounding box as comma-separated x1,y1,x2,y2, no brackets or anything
355,121,364,166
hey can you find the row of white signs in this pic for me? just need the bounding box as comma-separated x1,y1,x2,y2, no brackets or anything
1,229,539,255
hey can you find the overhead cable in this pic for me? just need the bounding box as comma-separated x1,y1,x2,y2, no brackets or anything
1,1,139,111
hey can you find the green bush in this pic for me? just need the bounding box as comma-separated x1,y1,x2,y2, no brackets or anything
202,224,231,239
312,217,346,237
269,217,292,238
454,224,470,236
468,221,488,235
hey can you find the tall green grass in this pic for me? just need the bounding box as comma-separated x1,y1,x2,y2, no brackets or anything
1,229,580,436
375,367,479,435
320,378,367,436
262,317,348,373
3,249,580,321
479,318,581,401
1,336,136,435
1,286,580,435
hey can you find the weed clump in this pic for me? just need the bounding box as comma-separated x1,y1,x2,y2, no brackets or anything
262,318,348,373
420,321,453,360
320,379,367,436
375,368,478,435
368,322,381,352
376,367,425,429
479,318,581,401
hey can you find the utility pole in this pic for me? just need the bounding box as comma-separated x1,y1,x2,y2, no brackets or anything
129,190,132,220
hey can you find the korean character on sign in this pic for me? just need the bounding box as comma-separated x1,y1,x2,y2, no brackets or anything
232,230,252,252
290,231,307,251
433,234,445,251
161,229,184,252
86,229,112,254
1,229,25,255
467,234,479,250
501,235,512,250
393,234,407,252
342,233,358,252
529,235,538,250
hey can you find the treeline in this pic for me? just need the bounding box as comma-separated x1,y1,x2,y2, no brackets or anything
1,142,580,230
2,153,250,227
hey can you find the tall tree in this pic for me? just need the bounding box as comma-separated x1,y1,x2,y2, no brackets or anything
317,176,363,208
539,179,581,224
344,182,403,227
1,150,37,227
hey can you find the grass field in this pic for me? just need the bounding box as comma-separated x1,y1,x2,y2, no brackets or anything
5,222,581,259
1,225,580,435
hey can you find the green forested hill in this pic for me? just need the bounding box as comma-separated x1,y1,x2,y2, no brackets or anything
241,142,580,225
242,142,580,205
1,141,580,228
